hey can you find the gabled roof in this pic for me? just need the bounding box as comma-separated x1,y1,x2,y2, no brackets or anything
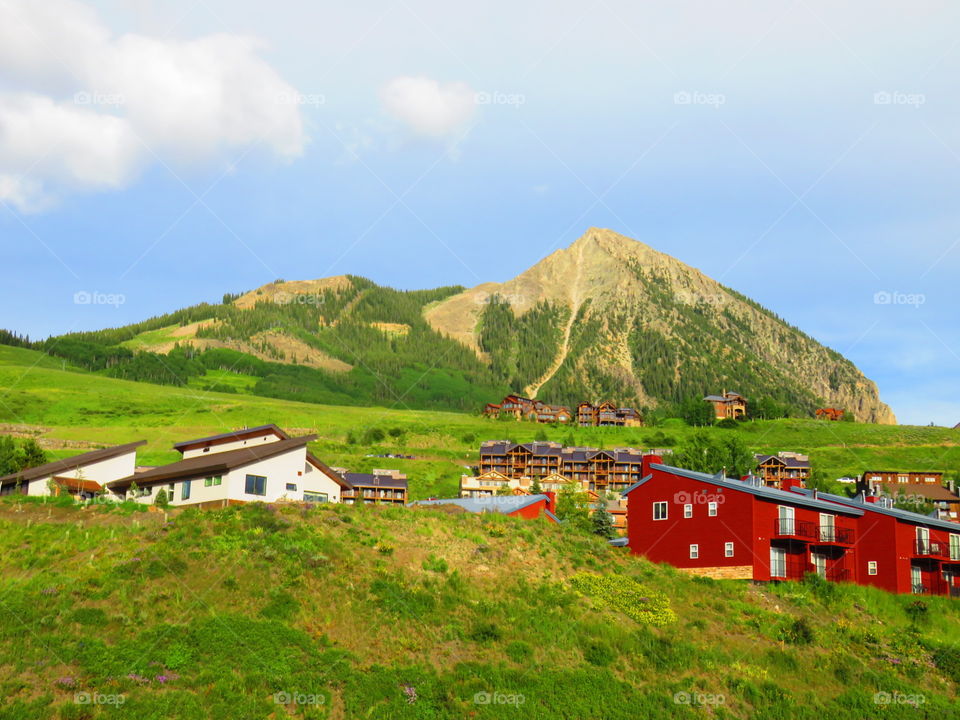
410,494,551,515
0,441,146,486
755,454,811,469
870,482,959,503
791,488,960,531
343,472,408,490
624,464,864,516
172,424,290,453
108,435,316,489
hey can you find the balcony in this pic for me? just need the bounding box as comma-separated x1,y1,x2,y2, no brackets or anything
770,553,807,581
912,575,950,596
773,519,853,545
913,539,950,559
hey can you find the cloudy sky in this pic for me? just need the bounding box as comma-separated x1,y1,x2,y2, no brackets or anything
1,0,959,425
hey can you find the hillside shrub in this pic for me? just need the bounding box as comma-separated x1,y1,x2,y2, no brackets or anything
569,573,676,626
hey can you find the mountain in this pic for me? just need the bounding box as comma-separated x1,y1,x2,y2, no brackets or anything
427,228,894,423
23,228,893,421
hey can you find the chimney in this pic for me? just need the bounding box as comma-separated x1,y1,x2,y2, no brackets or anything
642,453,663,477
542,491,556,513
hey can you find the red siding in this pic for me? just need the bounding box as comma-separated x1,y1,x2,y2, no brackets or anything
508,498,557,522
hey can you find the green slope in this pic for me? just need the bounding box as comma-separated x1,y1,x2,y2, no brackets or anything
0,345,958,500
0,499,958,719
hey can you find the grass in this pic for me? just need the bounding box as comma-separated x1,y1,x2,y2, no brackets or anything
1,345,960,501
0,498,957,718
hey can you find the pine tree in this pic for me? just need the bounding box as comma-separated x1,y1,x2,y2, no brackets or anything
591,497,616,539
529,476,542,495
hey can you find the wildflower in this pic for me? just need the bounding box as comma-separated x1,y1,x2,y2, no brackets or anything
55,676,76,688
402,684,417,704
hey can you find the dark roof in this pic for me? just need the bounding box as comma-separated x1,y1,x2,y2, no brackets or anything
755,454,811,469
868,482,960,503
624,464,864,516
172,424,290,452
793,488,960,532
0,441,146,486
410,494,550,514
862,469,943,476
343,472,408,490
107,435,316,489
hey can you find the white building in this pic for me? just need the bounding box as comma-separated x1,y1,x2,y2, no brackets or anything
107,426,349,508
0,441,146,499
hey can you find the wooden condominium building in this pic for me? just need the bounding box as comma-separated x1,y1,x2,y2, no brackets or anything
339,469,408,505
483,394,572,424
576,402,643,427
704,390,747,420
754,452,811,491
856,470,959,523
463,440,659,497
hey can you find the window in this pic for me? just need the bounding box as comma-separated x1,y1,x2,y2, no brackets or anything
181,480,191,501
653,501,668,520
689,544,699,559
724,542,734,557
708,502,718,517
140,486,152,497
167,483,175,497
245,474,267,496
898,475,908,484
285,483,297,491
770,547,787,578
683,503,693,518
204,476,222,487
868,561,878,576
951,534,960,561
303,491,329,503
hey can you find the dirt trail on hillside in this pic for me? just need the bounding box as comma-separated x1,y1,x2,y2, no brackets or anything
524,242,585,398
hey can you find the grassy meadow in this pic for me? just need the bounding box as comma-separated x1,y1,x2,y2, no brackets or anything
1,344,959,500
0,498,958,719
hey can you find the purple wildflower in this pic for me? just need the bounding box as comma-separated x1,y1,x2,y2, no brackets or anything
402,684,417,704
55,676,76,688
41,587,57,596
126,673,148,684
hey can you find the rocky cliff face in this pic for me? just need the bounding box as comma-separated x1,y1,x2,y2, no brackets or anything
425,228,896,424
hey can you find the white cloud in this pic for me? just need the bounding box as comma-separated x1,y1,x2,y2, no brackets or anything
0,0,306,211
380,76,476,138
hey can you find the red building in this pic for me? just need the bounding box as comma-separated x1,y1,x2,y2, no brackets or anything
800,490,960,596
625,462,960,596
624,462,861,583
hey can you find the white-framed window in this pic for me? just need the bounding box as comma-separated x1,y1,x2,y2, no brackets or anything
683,503,693,518
950,534,960,561
724,542,734,557
868,561,878,576
689,544,699,559
653,501,668,520
708,501,718,517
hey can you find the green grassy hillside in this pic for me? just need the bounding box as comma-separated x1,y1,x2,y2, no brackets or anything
0,345,958,501
0,498,958,719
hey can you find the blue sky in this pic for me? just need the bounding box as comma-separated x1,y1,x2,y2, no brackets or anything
1,0,959,425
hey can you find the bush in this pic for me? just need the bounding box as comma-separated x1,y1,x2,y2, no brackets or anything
154,488,170,508
469,622,502,643
582,641,616,667
782,617,815,645
569,573,676,626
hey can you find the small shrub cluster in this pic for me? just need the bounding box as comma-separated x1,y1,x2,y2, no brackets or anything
569,572,676,626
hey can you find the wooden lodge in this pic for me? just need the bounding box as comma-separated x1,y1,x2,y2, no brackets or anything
576,401,643,427
754,452,811,491
483,394,572,424
704,390,747,420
